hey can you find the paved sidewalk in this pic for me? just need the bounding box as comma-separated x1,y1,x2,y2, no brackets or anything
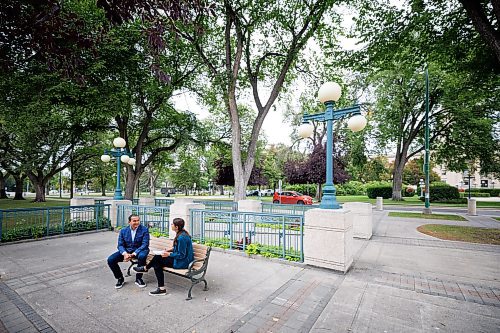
0,212,499,332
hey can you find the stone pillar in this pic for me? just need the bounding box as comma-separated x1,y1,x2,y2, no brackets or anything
342,202,372,239
237,200,262,213
104,200,131,228
467,198,477,216
169,197,205,239
70,196,99,207
303,208,353,273
70,197,110,221
376,197,383,211
139,197,155,206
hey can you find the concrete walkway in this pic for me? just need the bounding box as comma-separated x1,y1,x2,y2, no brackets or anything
0,211,499,332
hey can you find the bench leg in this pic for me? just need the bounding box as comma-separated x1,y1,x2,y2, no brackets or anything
202,278,208,291
126,261,135,277
186,283,194,301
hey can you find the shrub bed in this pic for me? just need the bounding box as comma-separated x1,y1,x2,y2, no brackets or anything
367,182,392,199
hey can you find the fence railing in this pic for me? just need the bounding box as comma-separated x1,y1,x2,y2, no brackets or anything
154,198,237,211
154,198,175,207
261,202,316,215
193,200,238,211
117,205,170,237
95,198,139,205
190,209,303,262
0,204,110,243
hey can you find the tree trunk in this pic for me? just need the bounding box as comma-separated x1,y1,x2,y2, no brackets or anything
100,174,106,196
31,181,46,202
316,183,322,201
124,168,139,200
13,175,25,200
0,172,7,199
27,172,47,202
219,185,224,195
391,156,406,201
148,167,156,196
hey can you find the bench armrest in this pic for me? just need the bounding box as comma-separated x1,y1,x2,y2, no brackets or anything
187,258,206,273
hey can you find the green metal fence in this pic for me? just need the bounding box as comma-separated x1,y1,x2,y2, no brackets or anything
154,198,237,211
0,204,111,243
190,209,304,262
117,205,170,237
261,202,316,215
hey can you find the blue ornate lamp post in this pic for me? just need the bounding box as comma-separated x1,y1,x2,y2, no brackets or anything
298,82,367,209
100,137,136,200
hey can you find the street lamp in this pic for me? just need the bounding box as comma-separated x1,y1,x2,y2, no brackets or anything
298,81,367,209
463,169,472,200
100,137,136,200
423,64,431,214
208,180,214,195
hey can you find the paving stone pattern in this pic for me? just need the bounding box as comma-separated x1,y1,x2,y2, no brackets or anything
0,282,55,333
228,269,344,333
369,270,500,307
371,235,500,253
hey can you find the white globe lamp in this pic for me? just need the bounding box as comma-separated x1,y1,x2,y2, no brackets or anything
113,137,126,148
318,82,342,103
120,155,130,163
298,123,314,139
100,154,111,163
347,114,367,132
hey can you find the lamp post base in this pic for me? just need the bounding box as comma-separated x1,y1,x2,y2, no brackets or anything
423,207,432,215
319,185,341,209
113,189,124,200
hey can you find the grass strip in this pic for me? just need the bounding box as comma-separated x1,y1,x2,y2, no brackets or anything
417,224,500,245
388,212,467,221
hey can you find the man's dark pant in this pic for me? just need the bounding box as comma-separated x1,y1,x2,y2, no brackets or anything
107,250,148,280
146,255,174,287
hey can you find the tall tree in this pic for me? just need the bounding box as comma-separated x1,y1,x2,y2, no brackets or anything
339,0,499,200
170,0,341,200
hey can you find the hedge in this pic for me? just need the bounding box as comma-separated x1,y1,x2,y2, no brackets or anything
286,184,317,197
459,192,490,198
366,182,392,199
419,184,459,202
465,188,499,197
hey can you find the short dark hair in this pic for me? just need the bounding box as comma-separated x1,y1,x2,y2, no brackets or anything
128,214,140,222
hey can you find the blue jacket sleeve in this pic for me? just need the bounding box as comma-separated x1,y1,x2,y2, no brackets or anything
117,229,126,254
169,236,188,260
134,227,150,254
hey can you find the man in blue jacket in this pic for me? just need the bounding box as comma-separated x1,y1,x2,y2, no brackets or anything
107,214,150,289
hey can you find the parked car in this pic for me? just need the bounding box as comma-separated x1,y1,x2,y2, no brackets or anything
260,189,274,196
246,189,260,196
273,191,313,205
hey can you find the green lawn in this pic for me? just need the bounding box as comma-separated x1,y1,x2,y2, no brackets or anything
0,198,70,210
494,217,500,222
417,224,500,245
388,212,467,221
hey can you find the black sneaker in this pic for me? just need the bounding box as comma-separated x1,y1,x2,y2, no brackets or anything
135,278,147,288
149,288,167,296
133,266,148,272
115,277,125,289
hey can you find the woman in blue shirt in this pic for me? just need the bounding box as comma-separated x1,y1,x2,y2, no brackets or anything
134,217,194,296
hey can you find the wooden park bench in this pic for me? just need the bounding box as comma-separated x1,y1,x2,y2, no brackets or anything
127,237,211,300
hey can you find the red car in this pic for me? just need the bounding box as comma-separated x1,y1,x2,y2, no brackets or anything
273,191,313,205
